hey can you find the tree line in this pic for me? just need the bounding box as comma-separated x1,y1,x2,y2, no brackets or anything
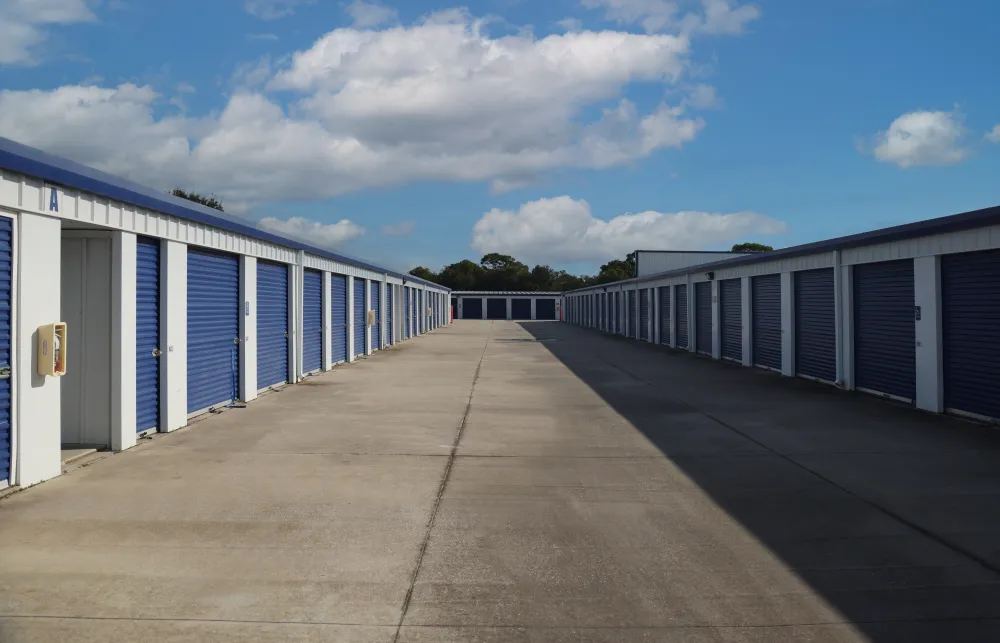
410,243,773,292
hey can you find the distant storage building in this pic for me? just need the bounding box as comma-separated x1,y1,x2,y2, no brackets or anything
0,137,450,491
451,292,561,321
565,205,1000,424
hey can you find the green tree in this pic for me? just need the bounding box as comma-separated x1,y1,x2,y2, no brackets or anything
437,260,485,290
408,266,439,282
731,242,773,253
171,188,224,211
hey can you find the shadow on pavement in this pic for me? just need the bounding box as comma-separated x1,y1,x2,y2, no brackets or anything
518,320,1000,642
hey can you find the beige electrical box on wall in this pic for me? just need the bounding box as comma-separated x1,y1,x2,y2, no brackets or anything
427,307,433,317
37,322,68,376
367,309,376,325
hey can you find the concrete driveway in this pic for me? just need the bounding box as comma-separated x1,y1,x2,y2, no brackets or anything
2,321,999,642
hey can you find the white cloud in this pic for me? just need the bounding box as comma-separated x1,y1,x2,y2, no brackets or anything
258,216,365,247
381,221,414,236
471,196,785,263
247,33,280,41
0,0,96,65
871,109,968,168
244,0,314,20
685,83,718,109
345,1,398,28
0,10,730,206
986,125,1000,144
581,0,759,35
176,82,196,94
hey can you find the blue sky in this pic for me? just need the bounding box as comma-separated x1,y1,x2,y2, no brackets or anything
1,0,998,275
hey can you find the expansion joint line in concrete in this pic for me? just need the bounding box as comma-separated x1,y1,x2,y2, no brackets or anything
391,321,494,643
587,340,1000,581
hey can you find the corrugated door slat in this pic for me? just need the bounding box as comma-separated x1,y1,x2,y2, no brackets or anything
721,279,742,361
386,285,393,345
418,291,423,333
639,289,650,340
696,282,712,354
943,249,1000,420
187,249,239,414
676,285,688,349
0,218,9,484
371,282,381,350
302,269,323,373
331,274,348,363
752,274,781,370
795,268,836,382
487,298,506,319
463,297,482,319
658,286,670,345
136,236,160,433
536,298,556,320
854,260,915,401
353,279,366,356
511,298,531,320
256,260,289,389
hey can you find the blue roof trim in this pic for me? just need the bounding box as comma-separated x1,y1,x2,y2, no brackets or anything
0,136,448,291
567,203,1000,294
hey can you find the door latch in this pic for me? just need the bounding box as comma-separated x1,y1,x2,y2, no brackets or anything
0,366,10,379
151,349,162,357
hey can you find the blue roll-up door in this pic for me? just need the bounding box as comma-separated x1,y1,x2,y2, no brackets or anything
511,298,531,319
795,268,836,382
187,249,240,414
536,298,556,320
695,282,712,354
613,292,620,333
451,297,458,321
854,260,915,401
386,285,394,345
353,279,366,356
720,279,742,362
658,287,670,345
676,285,688,349
639,289,650,341
942,249,1000,421
331,274,348,363
464,297,483,319
257,260,289,389
487,298,506,319
136,236,160,434
627,291,636,338
371,282,381,350
752,274,781,370
597,294,604,330
302,269,323,373
404,288,411,338
0,217,10,485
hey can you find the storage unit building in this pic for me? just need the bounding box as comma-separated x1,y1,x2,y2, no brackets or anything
452,293,561,321
562,202,1000,428
0,136,449,491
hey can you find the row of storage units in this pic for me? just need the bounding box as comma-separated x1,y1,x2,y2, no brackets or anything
563,204,1000,425
451,292,561,320
0,136,451,491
